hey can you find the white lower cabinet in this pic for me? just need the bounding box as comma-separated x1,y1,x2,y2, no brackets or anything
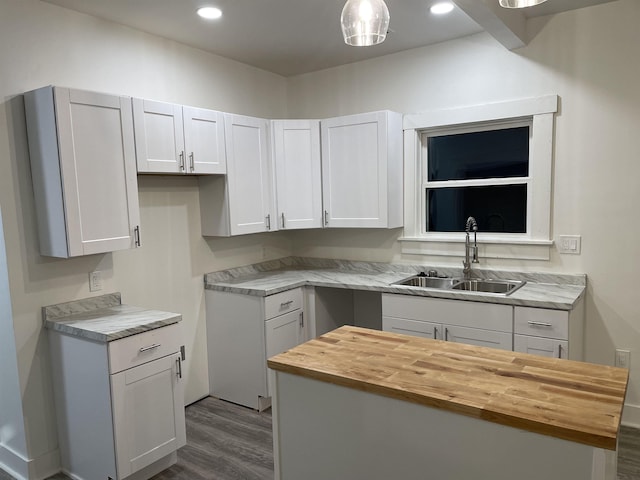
382,294,513,351
48,323,186,480
514,335,568,359
206,287,307,410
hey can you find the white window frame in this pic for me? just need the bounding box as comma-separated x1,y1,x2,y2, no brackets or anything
401,95,557,261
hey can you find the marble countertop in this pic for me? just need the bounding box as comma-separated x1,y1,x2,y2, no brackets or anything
205,257,586,310
43,292,181,343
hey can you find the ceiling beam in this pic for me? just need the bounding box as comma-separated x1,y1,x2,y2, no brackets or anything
452,0,528,50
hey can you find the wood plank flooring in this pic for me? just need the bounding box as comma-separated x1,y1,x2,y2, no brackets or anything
1,396,638,479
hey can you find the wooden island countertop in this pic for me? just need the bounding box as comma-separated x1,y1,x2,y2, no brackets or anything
268,326,628,451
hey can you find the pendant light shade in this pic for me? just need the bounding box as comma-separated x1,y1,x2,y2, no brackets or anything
341,0,390,47
499,0,548,7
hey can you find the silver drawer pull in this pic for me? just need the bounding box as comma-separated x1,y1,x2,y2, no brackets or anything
527,321,553,327
280,300,294,308
139,343,161,353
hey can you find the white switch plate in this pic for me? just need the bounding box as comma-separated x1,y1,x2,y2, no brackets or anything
558,235,581,254
89,271,102,292
615,349,630,369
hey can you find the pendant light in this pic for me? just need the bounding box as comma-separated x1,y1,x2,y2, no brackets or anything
341,0,390,47
499,0,548,8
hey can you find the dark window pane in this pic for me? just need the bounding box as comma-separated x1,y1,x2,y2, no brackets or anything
427,127,529,181
427,185,527,233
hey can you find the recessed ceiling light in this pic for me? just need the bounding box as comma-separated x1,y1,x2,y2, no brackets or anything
197,6,222,20
430,2,454,14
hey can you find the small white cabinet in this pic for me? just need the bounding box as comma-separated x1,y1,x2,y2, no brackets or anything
513,302,584,360
382,294,513,350
206,287,306,410
133,98,226,175
24,86,141,258
199,113,274,236
321,111,403,229
48,322,186,480
271,119,323,230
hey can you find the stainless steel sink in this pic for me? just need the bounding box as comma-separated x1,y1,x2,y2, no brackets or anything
451,279,525,295
393,276,458,289
392,275,525,295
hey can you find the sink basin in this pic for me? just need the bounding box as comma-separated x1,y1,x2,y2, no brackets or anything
451,279,525,295
392,275,525,295
392,276,458,289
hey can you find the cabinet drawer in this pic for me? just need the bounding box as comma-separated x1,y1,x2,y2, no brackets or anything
382,294,512,333
265,288,303,320
383,316,440,339
514,307,568,340
514,334,568,359
108,322,182,374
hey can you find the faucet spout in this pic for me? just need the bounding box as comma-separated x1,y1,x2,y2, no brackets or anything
463,217,479,278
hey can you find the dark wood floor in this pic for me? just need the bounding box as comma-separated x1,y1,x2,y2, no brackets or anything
1,396,638,479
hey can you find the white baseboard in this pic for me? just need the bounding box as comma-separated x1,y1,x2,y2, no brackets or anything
0,444,60,480
622,402,640,428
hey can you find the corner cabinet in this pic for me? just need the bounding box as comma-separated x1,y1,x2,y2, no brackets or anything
271,119,323,230
199,113,273,236
321,111,403,229
48,322,186,480
133,98,226,175
24,86,141,258
206,287,307,410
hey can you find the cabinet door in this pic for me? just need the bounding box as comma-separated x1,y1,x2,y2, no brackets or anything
383,316,442,340
265,309,304,359
133,98,185,173
111,353,186,479
224,114,273,235
54,87,141,257
321,111,390,228
183,106,226,174
444,325,512,351
272,120,322,230
514,335,568,359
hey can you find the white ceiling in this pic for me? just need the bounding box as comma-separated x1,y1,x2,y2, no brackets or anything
42,0,617,77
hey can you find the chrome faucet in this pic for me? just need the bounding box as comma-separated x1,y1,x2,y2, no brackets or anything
463,216,479,278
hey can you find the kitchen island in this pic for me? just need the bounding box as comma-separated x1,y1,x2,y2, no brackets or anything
268,326,628,480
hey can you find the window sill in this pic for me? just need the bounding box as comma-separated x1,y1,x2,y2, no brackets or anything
399,236,554,261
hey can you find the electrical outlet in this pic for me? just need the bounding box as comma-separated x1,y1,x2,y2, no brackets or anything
615,349,630,369
557,235,581,254
89,271,102,292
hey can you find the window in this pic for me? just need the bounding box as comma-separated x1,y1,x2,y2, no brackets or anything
401,95,557,260
425,121,530,234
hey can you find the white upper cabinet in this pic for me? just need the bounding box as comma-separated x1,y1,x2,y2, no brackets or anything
199,113,273,236
133,98,226,175
271,119,323,230
24,86,141,258
321,111,403,229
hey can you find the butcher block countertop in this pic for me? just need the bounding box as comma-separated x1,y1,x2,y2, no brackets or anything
268,326,629,451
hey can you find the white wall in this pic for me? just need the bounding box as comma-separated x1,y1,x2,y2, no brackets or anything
0,0,292,475
287,0,640,424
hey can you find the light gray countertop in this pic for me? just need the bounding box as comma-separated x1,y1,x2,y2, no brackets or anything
204,257,586,310
43,292,181,343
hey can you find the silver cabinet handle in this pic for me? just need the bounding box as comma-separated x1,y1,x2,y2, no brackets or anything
266,214,271,231
176,355,182,379
189,152,194,172
299,311,304,328
433,327,438,340
134,225,141,247
444,328,449,341
324,210,328,226
280,300,294,308
139,343,161,353
281,212,286,229
558,344,563,358
179,151,185,171
528,321,553,327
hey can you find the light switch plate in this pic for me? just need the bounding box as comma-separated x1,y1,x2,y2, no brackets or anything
558,235,581,254
89,271,102,292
